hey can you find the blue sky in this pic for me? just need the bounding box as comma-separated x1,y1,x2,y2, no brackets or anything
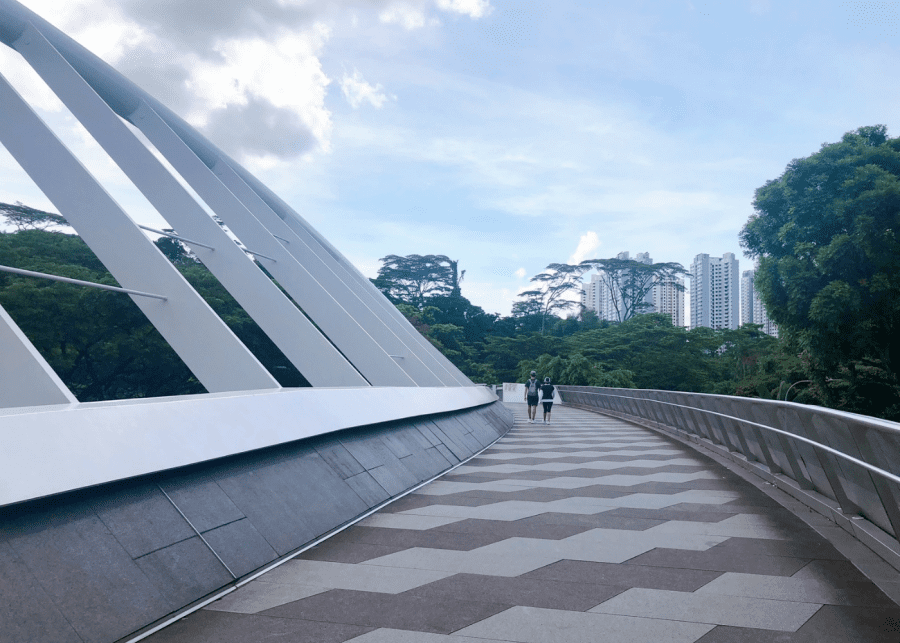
2,0,899,316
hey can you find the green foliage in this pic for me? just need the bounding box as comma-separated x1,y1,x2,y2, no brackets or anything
0,228,306,401
741,124,900,418
579,257,686,322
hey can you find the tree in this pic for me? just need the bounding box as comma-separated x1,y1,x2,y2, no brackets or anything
740,125,900,417
0,201,69,232
579,257,686,322
374,254,460,309
517,263,588,334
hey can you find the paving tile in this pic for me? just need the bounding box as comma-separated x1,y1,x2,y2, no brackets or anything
787,604,900,642
261,559,454,593
430,516,597,540
790,559,873,585
521,559,723,592
261,588,510,634
324,525,503,552
379,493,504,513
695,571,897,606
455,605,715,643
603,506,733,523
298,539,408,563
343,628,509,643
145,609,372,643
204,580,328,614
362,544,559,577
590,587,822,631
625,546,810,576
707,536,844,561
408,572,624,611
357,513,466,530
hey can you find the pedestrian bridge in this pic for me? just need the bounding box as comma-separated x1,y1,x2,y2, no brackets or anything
140,403,900,643
4,0,900,640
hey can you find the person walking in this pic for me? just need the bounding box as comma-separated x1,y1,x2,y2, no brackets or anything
524,370,540,423
540,376,555,424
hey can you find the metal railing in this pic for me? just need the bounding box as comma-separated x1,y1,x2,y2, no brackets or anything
558,386,900,543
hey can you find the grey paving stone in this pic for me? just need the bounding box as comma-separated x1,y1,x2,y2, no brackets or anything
625,546,811,576
787,604,900,642
262,559,453,593
135,536,233,608
604,506,733,523
0,541,81,643
327,525,504,551
6,509,172,643
260,588,511,633
144,609,373,643
93,483,196,558
201,518,278,578
706,536,844,561
298,539,407,563
161,476,245,534
408,572,625,611
508,511,666,531
431,516,596,540
379,493,501,513
521,559,723,591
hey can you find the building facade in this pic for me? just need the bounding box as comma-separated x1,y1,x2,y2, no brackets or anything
689,252,739,330
581,251,683,325
739,268,778,337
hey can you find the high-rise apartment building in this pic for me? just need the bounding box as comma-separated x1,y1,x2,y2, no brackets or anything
740,270,755,326
739,268,778,337
690,252,739,329
653,274,685,327
580,251,684,325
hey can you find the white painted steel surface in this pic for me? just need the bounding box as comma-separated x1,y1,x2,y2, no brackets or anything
11,25,366,388
0,385,496,507
0,69,280,394
0,302,77,407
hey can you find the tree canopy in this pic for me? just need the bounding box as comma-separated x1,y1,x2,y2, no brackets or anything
579,257,686,322
741,125,900,416
373,254,462,309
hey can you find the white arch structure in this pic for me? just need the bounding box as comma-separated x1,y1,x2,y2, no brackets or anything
0,0,495,507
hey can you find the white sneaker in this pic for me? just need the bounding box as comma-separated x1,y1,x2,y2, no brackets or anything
528,419,533,423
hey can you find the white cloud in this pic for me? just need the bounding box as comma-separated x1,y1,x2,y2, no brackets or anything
569,231,601,264
435,0,491,19
379,3,430,29
340,69,390,109
515,267,526,278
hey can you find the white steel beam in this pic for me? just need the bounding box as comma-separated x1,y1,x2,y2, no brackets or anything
12,24,366,388
211,160,449,387
0,70,280,393
0,301,77,407
218,165,472,386
129,101,416,387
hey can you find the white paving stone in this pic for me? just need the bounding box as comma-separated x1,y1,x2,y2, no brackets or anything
645,513,794,540
696,572,866,605
455,606,715,643
204,581,327,614
590,588,822,631
453,457,705,474
344,629,509,643
260,559,454,593
476,448,684,460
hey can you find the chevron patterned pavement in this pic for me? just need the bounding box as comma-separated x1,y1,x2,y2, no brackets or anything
146,405,900,642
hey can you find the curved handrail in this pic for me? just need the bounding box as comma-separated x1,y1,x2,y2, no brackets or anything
565,389,900,486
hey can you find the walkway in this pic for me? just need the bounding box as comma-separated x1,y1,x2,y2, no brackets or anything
147,405,900,642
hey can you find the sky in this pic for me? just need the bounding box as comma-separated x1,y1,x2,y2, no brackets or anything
1,0,899,317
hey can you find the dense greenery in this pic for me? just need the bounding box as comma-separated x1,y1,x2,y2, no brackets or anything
741,125,900,419
7,124,900,423
0,219,306,401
